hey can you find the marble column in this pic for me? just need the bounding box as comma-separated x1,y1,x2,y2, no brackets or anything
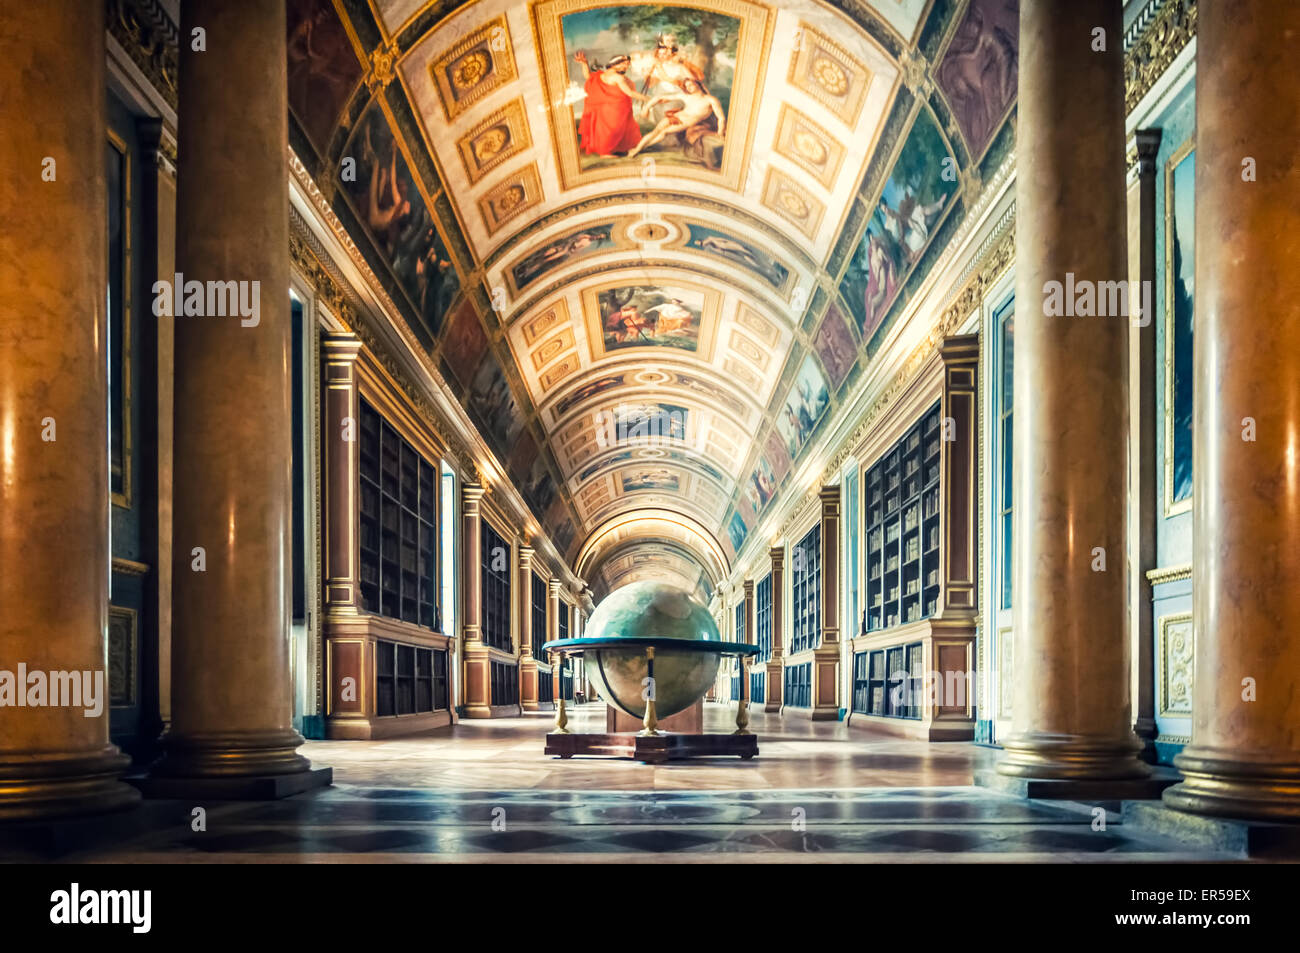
812,485,841,720
518,546,539,711
0,0,140,820
765,547,785,712
997,0,1148,781
1163,0,1300,821
321,334,363,616
150,0,324,792
1127,130,1162,763
460,483,490,717
549,579,562,705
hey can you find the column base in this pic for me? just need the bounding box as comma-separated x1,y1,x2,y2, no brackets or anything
1134,717,1159,764
0,746,140,823
996,731,1151,781
1124,800,1300,858
148,728,313,778
131,765,332,801
1162,748,1300,822
976,767,1175,804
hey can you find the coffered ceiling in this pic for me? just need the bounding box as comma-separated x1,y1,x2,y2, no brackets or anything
287,0,1018,597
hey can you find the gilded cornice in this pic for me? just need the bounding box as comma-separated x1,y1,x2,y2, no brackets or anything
1146,564,1193,586
1124,0,1197,115
107,0,178,111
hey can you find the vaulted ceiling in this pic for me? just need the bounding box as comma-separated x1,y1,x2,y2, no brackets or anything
287,0,1018,599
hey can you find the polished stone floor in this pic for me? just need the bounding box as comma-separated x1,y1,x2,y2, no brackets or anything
0,705,1235,862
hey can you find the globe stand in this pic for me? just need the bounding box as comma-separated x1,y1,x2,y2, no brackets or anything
540,634,759,764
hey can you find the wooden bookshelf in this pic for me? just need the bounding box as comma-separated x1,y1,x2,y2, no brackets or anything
865,403,942,633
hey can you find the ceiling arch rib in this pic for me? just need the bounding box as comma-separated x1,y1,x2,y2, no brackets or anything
292,0,1012,593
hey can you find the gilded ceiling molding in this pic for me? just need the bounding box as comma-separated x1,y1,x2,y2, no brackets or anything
1124,0,1197,114
106,0,178,111
1146,564,1193,586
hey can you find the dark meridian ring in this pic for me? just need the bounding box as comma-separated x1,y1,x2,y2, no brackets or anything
541,637,759,656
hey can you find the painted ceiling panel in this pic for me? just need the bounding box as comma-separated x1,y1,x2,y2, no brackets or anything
291,0,1020,592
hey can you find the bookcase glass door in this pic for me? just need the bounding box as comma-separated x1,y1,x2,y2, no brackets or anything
358,398,438,629
865,402,942,633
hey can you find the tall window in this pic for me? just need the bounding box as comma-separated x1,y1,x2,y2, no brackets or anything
790,526,821,654
755,575,772,662
995,298,1015,610
106,134,131,506
440,461,456,635
734,601,745,642
845,467,860,635
358,399,438,628
865,403,942,630
531,574,547,661
481,521,511,651
558,600,570,641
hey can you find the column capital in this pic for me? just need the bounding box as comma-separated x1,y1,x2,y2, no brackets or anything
769,546,785,570
321,332,364,361
549,577,562,595
743,578,754,597
462,482,485,507
1128,127,1163,179
939,332,979,366
819,483,841,514
518,544,535,565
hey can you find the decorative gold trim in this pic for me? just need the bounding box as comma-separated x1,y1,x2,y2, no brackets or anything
456,98,532,186
111,557,150,577
107,604,139,708
429,16,518,123
1157,611,1193,717
1163,136,1195,517
1124,0,1197,115
786,21,872,127
1146,563,1192,585
478,162,543,235
772,104,846,191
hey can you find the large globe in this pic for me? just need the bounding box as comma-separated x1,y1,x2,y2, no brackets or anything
582,581,722,720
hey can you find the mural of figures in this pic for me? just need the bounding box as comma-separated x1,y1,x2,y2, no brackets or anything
622,468,680,493
554,374,626,417
340,106,460,336
512,223,615,290
440,299,488,391
840,108,957,341
745,455,777,515
764,429,792,482
561,6,739,170
1166,145,1195,509
598,285,703,351
776,356,831,459
936,0,1018,160
728,511,748,553
812,304,857,390
468,355,524,453
685,224,789,289
614,402,689,442
287,0,363,151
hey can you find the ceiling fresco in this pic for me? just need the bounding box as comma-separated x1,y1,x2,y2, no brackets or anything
287,0,1019,595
